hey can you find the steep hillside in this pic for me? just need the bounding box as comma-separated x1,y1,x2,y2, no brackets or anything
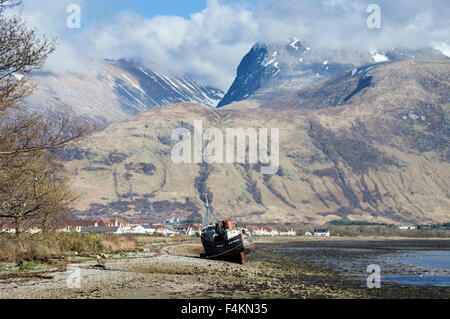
218,39,448,107
26,59,223,124
61,60,450,225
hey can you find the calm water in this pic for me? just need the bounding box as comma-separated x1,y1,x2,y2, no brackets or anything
381,250,450,287
273,242,450,287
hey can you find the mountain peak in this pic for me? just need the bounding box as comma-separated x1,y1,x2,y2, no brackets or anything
217,41,449,108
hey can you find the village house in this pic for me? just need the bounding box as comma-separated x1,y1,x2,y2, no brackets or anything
0,221,42,234
314,229,330,237
21,217,190,236
125,224,147,234
56,218,124,233
247,226,279,236
1,217,161,235
0,226,42,234
56,219,94,233
278,227,297,236
247,225,296,237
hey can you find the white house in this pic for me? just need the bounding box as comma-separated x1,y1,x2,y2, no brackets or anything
278,227,297,236
125,225,147,234
0,225,42,234
248,226,279,236
314,229,330,237
57,220,94,233
399,225,417,230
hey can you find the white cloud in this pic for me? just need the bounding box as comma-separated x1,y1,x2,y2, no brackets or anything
83,0,258,88
18,0,450,89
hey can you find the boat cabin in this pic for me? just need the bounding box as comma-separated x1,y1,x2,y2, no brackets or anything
221,219,238,230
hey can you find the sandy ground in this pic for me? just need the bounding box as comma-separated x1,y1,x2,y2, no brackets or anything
0,237,449,299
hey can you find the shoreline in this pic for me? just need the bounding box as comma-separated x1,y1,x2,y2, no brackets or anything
0,237,449,299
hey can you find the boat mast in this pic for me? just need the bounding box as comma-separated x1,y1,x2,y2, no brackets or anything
203,193,219,226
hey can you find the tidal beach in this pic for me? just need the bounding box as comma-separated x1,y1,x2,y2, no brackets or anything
1,237,449,299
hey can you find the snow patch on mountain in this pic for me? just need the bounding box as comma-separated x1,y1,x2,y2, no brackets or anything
26,59,224,124
370,51,389,62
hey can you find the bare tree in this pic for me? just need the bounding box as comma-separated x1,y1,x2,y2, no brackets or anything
0,1,55,112
0,1,89,236
0,0,89,158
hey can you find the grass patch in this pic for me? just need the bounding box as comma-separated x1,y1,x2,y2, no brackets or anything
17,261,39,271
0,232,140,263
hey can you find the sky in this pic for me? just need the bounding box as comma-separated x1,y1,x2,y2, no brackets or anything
14,0,450,89
84,0,210,21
